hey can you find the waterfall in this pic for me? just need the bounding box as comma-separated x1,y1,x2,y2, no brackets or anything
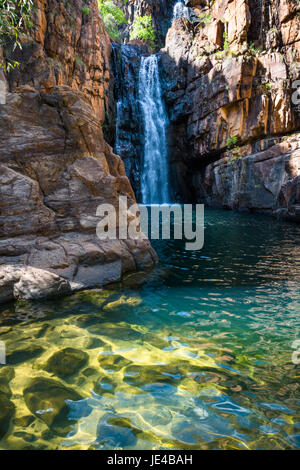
139,55,169,204
114,100,122,156
111,42,143,197
173,0,190,20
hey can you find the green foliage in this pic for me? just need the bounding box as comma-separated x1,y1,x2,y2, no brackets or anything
227,136,238,149
228,146,242,163
226,136,242,163
98,0,127,41
265,81,272,92
247,41,261,57
98,0,126,24
82,5,90,16
0,0,34,71
129,15,155,49
75,55,84,67
207,0,216,7
223,31,229,51
197,12,211,25
102,13,121,41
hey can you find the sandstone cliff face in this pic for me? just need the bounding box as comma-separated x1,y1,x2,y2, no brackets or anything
160,0,300,220
0,0,156,298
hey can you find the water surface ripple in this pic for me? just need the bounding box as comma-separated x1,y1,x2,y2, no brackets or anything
0,209,299,450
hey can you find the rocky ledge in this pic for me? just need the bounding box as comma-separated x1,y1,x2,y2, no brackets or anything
0,265,74,303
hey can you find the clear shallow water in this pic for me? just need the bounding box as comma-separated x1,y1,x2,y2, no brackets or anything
0,209,300,450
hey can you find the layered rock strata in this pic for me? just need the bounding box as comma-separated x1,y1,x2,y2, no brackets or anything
0,0,157,303
159,0,300,219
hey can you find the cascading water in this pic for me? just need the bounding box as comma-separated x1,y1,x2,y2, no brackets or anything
111,42,144,196
114,100,122,156
173,0,190,20
139,55,169,204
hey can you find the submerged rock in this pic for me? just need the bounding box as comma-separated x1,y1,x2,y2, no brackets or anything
0,395,15,439
94,375,118,397
6,343,44,365
0,366,15,397
89,323,142,341
23,377,83,432
123,364,185,388
98,353,132,371
14,415,35,428
0,366,15,438
0,366,15,384
45,348,89,378
96,413,137,448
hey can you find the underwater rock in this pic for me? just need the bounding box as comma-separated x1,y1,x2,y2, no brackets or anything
142,333,170,349
23,377,83,432
45,348,89,378
102,295,142,312
0,394,15,439
98,353,132,371
13,431,37,443
0,366,15,383
94,375,117,396
14,415,35,428
96,413,137,448
0,366,15,397
85,337,106,349
89,323,142,341
82,367,99,378
123,364,185,388
6,343,44,365
0,366,15,438
0,326,12,335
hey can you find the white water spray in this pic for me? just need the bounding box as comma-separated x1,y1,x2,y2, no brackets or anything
173,0,190,20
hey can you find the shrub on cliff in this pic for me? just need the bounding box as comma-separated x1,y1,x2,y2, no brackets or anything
129,15,156,49
98,0,127,42
0,0,33,71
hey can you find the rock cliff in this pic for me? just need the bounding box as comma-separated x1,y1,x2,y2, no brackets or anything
160,0,300,220
0,0,156,302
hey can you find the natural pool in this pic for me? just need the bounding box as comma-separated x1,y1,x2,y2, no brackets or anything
0,209,300,450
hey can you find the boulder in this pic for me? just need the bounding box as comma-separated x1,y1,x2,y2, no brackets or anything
13,267,71,301
45,348,88,378
6,343,44,365
0,265,72,304
23,377,84,432
0,366,15,438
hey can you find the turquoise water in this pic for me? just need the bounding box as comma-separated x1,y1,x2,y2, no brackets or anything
0,209,299,450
